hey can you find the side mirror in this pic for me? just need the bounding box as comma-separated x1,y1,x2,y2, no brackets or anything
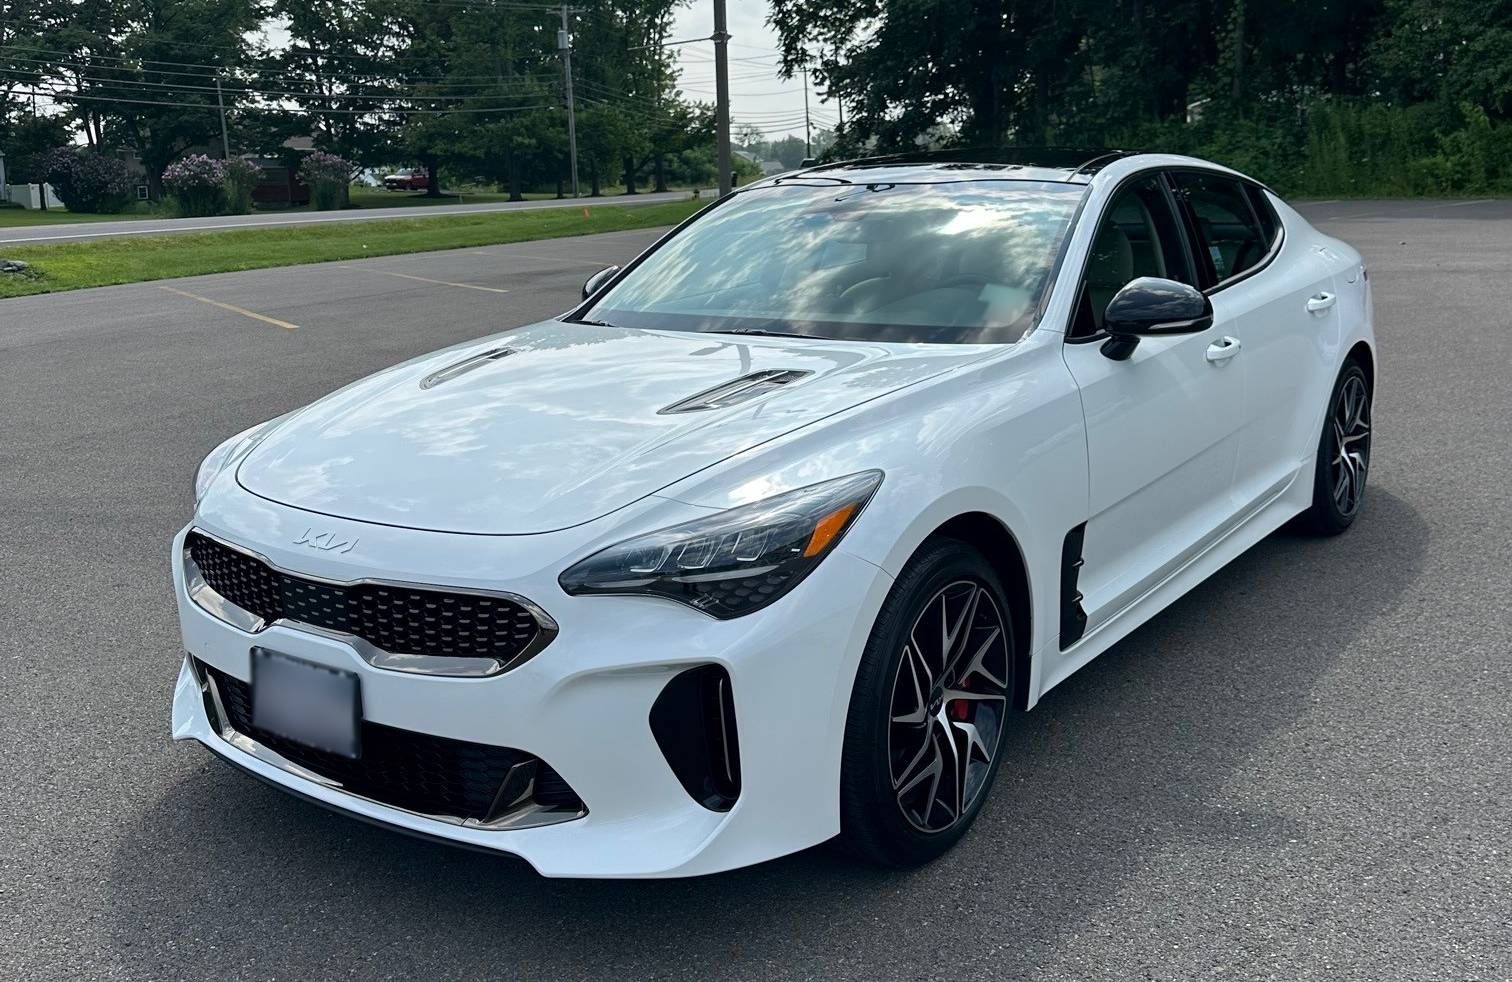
582,265,620,301
1101,277,1213,361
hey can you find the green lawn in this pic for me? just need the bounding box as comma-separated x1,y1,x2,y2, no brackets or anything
0,206,163,227
0,198,703,299
0,186,693,224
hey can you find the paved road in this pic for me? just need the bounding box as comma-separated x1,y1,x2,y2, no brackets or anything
0,188,699,245
2,201,1510,980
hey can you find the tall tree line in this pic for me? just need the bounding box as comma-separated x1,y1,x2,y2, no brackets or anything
0,0,713,196
770,0,1512,193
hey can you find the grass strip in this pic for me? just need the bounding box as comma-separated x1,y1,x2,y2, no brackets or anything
0,198,703,299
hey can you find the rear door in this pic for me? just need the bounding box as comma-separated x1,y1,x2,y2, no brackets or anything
1061,173,1246,638
1169,172,1336,510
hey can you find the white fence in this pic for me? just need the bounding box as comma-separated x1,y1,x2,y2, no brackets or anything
3,183,66,209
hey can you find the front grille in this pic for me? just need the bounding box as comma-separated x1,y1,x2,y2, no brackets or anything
199,660,583,823
187,532,549,669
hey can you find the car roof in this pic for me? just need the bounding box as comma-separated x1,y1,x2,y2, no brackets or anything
760,148,1140,187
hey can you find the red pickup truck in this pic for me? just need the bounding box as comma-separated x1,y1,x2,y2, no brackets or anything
382,169,429,191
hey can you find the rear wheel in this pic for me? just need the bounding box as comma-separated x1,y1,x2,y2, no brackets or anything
1301,361,1372,535
839,539,1015,867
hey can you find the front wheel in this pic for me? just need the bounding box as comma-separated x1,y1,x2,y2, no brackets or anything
839,539,1016,867
1301,361,1373,535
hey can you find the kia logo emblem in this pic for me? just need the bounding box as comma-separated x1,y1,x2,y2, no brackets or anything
294,528,358,554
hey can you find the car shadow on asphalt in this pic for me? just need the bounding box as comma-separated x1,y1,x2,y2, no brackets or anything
105,487,1427,979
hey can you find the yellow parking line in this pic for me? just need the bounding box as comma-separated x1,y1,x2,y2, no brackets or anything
481,250,616,267
157,285,299,330
336,265,509,294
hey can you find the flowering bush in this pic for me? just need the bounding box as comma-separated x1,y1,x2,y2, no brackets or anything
224,157,263,215
39,148,133,213
298,151,353,210
162,154,266,216
163,154,230,216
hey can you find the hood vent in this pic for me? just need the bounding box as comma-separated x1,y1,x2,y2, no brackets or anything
420,346,516,389
658,369,812,414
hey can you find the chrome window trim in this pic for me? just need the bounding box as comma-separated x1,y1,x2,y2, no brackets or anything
184,527,559,679
191,659,586,830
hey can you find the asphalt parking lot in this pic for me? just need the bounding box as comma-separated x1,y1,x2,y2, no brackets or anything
2,200,1509,980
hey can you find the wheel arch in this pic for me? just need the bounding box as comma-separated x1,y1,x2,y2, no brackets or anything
925,512,1034,712
1346,339,1375,390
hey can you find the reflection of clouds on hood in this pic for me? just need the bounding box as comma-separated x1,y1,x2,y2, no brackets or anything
590,181,1084,344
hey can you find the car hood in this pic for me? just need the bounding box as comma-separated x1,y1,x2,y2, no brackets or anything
237,320,986,534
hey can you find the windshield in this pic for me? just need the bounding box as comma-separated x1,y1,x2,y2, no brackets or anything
580,180,1085,344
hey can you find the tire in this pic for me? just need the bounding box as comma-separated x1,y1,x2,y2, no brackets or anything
1300,360,1373,536
839,538,1017,867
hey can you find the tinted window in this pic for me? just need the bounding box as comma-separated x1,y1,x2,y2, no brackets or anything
1072,175,1193,337
1171,172,1270,283
581,181,1084,344
1245,184,1282,250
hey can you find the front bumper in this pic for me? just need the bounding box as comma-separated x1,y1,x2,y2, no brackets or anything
170,501,893,878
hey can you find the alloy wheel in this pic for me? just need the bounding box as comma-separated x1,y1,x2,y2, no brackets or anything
1331,373,1372,517
887,579,1010,834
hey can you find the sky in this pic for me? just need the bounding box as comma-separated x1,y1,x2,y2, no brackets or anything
668,1,839,145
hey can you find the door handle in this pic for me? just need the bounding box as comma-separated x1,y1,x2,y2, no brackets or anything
1306,292,1337,313
1205,336,1242,363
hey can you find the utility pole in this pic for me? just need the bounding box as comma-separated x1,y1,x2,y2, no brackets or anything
833,45,844,131
558,4,580,198
713,0,732,197
801,65,812,157
215,77,230,159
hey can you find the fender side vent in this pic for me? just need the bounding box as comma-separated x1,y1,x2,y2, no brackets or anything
1059,523,1088,649
658,369,811,414
419,346,516,389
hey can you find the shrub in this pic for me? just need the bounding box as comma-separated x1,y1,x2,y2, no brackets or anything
224,157,262,215
163,154,230,216
39,148,133,213
298,151,353,210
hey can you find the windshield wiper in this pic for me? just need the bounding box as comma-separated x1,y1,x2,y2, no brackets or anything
574,317,620,329
712,327,816,340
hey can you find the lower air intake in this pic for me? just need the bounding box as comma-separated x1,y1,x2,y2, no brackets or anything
649,665,741,811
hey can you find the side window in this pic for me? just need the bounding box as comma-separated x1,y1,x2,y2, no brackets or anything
1245,184,1282,251
1072,176,1193,338
1171,172,1271,284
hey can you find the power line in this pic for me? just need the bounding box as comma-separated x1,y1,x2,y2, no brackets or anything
1,46,562,85
4,65,555,102
13,86,555,115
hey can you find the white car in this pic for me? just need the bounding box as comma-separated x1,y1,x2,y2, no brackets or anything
172,151,1375,877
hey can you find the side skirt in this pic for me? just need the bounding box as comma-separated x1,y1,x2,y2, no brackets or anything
1038,464,1310,698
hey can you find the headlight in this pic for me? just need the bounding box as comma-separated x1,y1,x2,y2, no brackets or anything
193,417,285,502
559,470,883,618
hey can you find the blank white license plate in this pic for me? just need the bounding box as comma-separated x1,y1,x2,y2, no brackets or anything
251,648,362,759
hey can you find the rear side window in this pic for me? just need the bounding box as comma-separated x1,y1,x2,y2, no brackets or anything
1246,185,1282,250
1171,172,1271,284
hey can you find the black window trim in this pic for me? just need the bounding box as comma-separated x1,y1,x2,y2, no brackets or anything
1165,166,1286,296
1062,165,1205,345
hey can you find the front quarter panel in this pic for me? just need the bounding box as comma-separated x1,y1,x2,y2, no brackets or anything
657,327,1090,707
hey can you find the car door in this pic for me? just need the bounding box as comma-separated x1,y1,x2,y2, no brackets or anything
1060,172,1247,638
1168,173,1337,512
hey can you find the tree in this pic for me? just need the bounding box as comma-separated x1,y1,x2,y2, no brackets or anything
1370,0,1512,118
34,0,266,195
